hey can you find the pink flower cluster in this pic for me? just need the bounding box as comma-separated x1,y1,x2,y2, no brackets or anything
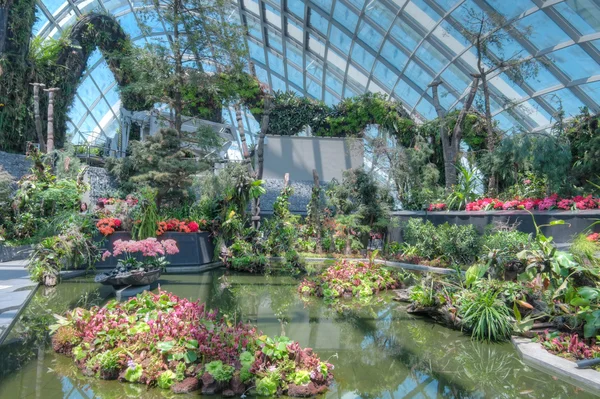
102,238,179,260
427,203,447,211
461,194,600,212
587,233,599,242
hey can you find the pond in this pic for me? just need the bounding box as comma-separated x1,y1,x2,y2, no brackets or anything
0,268,595,398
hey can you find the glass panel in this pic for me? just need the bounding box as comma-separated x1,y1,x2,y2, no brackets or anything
264,3,281,29
90,62,115,93
404,61,433,90
365,0,394,31
380,40,408,70
104,87,120,114
357,21,384,51
351,44,375,71
409,0,441,22
78,77,102,105
287,63,304,88
286,43,303,66
287,18,303,42
33,7,49,35
333,1,358,32
267,51,285,76
117,13,141,38
542,88,586,117
579,80,600,103
248,40,266,64
330,25,351,52
310,8,328,35
267,29,283,52
415,99,436,120
516,11,570,50
271,75,286,92
254,65,269,86
347,65,368,89
243,0,260,15
394,79,421,107
326,71,343,95
324,90,338,106
524,64,561,92
312,0,332,14
390,18,422,52
373,61,398,89
90,97,111,124
306,55,323,80
441,63,470,93
485,0,534,19
415,41,448,72
326,48,347,75
308,33,325,57
346,0,365,11
45,0,67,15
306,78,322,99
287,0,304,18
554,0,600,36
344,86,356,98
549,45,597,80
246,16,263,39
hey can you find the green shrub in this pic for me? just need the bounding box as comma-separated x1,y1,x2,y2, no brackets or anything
402,218,439,259
437,223,481,265
458,290,514,342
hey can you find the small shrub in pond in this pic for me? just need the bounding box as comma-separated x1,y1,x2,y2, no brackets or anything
298,260,401,300
50,290,333,396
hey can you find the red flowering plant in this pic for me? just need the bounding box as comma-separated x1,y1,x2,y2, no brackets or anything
427,203,447,211
536,331,600,361
298,260,401,301
49,290,334,396
464,194,600,212
156,219,203,236
587,233,600,242
96,218,122,236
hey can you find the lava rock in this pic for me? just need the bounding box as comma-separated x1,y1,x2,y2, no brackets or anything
230,375,246,395
99,368,119,380
288,382,328,397
222,389,235,397
171,377,200,394
201,372,219,394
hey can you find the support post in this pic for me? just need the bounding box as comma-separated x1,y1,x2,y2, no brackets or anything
30,83,46,152
43,88,60,153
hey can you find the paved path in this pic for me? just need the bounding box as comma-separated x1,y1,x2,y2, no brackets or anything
0,260,37,344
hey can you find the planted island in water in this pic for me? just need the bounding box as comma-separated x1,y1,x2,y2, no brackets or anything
50,290,334,396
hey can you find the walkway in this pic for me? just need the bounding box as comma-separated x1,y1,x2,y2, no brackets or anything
0,260,37,344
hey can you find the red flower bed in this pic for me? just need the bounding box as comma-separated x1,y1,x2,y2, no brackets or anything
428,194,600,212
537,331,600,360
96,218,122,236
156,219,202,235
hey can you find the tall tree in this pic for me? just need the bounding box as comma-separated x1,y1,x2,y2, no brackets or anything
460,7,539,193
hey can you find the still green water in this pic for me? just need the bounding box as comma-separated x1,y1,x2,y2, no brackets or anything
0,269,595,398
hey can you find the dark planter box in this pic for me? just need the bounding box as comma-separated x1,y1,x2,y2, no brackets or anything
0,244,33,263
388,210,600,245
95,232,215,268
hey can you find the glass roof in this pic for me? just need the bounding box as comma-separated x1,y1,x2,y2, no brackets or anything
35,0,600,144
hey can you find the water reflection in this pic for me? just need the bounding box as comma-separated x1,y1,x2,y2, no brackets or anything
0,269,595,398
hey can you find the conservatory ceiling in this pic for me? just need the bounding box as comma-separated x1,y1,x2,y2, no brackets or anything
35,0,600,144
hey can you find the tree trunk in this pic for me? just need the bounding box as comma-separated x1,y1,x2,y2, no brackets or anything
429,81,457,190
252,94,271,229
312,169,322,254
31,83,46,152
0,1,12,57
480,72,498,195
449,76,480,187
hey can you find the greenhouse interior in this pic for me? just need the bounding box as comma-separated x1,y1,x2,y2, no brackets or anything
3,0,600,397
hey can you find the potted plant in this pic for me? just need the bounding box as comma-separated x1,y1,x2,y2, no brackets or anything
95,238,179,287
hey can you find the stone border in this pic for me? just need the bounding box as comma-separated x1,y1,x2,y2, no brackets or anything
512,336,600,395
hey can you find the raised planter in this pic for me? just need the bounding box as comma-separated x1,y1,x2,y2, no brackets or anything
389,210,600,244
0,244,33,263
512,336,600,395
94,232,215,268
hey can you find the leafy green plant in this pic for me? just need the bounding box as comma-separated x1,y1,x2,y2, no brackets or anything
289,370,311,386
205,360,234,383
447,164,480,210
157,370,177,389
458,290,513,342
124,363,143,382
256,373,280,396
409,282,436,308
131,186,160,240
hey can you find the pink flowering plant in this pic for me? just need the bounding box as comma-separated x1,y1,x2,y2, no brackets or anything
298,260,401,301
50,290,334,396
462,194,600,212
101,238,179,273
536,331,600,361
